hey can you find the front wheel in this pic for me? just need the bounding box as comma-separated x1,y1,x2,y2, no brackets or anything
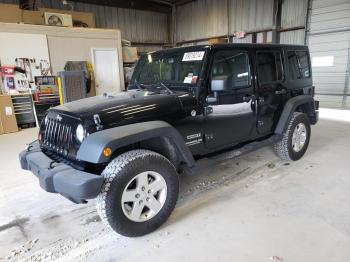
274,112,311,161
96,149,179,237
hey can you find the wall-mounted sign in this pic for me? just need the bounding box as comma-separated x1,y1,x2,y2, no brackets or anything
235,31,246,39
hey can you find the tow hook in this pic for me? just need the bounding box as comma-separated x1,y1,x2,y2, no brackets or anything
25,140,37,152
48,161,59,170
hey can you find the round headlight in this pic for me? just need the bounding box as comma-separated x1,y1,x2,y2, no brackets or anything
76,124,85,143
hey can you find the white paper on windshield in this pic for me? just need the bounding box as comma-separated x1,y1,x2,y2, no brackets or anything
182,51,205,61
184,77,192,83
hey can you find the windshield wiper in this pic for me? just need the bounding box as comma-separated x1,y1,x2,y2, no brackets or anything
159,82,173,94
133,80,147,91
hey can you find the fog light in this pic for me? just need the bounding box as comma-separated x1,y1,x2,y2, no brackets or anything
103,147,112,157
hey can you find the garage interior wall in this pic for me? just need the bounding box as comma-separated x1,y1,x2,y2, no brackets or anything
279,0,308,44
175,0,309,45
0,0,169,52
0,23,125,92
1,0,349,109
307,0,350,109
176,0,275,44
175,0,350,109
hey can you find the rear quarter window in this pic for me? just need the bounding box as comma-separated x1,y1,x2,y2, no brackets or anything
287,51,310,80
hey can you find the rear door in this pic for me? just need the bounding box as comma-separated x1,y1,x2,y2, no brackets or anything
255,48,287,135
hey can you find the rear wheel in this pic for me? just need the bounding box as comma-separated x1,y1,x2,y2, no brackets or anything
274,112,311,161
96,149,179,237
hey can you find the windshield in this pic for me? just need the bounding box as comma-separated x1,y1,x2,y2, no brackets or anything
131,49,207,90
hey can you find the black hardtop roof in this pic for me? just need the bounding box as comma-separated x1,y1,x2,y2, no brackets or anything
149,43,308,55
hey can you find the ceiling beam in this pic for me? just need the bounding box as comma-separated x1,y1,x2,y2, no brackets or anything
174,0,197,6
70,0,172,13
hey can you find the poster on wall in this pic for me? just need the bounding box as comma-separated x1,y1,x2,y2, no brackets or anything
0,32,51,94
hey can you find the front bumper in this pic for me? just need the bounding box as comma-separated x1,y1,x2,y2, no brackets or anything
19,141,104,203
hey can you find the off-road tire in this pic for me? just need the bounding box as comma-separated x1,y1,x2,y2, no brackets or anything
96,149,179,237
274,112,311,161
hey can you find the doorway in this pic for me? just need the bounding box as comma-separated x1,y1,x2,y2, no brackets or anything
91,48,122,95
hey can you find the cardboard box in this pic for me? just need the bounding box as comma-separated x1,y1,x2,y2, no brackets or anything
122,46,138,63
208,37,228,45
0,4,20,24
21,10,45,25
0,95,18,135
43,8,95,28
0,4,95,28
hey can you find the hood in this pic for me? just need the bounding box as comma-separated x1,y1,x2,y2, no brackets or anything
51,90,197,129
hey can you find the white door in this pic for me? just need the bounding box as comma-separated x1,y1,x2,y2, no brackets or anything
92,48,122,95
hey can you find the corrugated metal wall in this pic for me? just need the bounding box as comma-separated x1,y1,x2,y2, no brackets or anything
2,0,311,46
280,30,305,45
228,0,274,34
176,0,228,42
176,0,274,43
308,0,350,108
280,0,308,44
175,0,309,45
0,0,169,44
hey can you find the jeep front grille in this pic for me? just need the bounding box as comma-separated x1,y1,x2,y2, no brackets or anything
43,117,74,156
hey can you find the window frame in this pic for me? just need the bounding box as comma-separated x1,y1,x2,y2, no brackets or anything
256,50,285,85
286,50,311,81
131,49,208,88
210,49,252,91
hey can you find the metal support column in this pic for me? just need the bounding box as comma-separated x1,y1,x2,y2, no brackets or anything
272,0,282,44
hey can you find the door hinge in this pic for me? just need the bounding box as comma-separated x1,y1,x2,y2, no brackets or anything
257,120,264,127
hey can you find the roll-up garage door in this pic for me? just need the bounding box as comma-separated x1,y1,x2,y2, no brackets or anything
307,0,350,109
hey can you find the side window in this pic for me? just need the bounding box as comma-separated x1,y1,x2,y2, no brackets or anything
212,50,250,89
287,51,310,80
257,51,283,84
296,51,310,78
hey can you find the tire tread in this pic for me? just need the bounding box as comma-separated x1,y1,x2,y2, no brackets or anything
96,149,178,237
274,112,304,161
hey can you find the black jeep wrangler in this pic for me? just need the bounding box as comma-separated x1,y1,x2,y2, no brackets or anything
20,44,319,237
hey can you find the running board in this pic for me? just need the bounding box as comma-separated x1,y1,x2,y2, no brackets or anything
180,134,282,175
210,134,282,162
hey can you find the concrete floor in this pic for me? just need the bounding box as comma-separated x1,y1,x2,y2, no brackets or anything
0,108,350,262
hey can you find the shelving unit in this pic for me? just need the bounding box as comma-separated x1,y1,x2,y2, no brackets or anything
11,94,36,128
33,93,60,124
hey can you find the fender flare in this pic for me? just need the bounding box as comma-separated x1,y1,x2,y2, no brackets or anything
275,95,316,134
77,120,195,167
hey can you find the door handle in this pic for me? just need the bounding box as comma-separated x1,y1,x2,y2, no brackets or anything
275,89,287,95
243,94,256,102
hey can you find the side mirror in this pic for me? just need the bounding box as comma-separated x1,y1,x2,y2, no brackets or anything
211,75,231,92
206,92,218,103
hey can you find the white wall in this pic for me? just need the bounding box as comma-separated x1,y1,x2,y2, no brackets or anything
0,32,50,65
0,23,125,92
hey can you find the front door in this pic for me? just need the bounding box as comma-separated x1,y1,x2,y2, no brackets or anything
203,48,257,150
